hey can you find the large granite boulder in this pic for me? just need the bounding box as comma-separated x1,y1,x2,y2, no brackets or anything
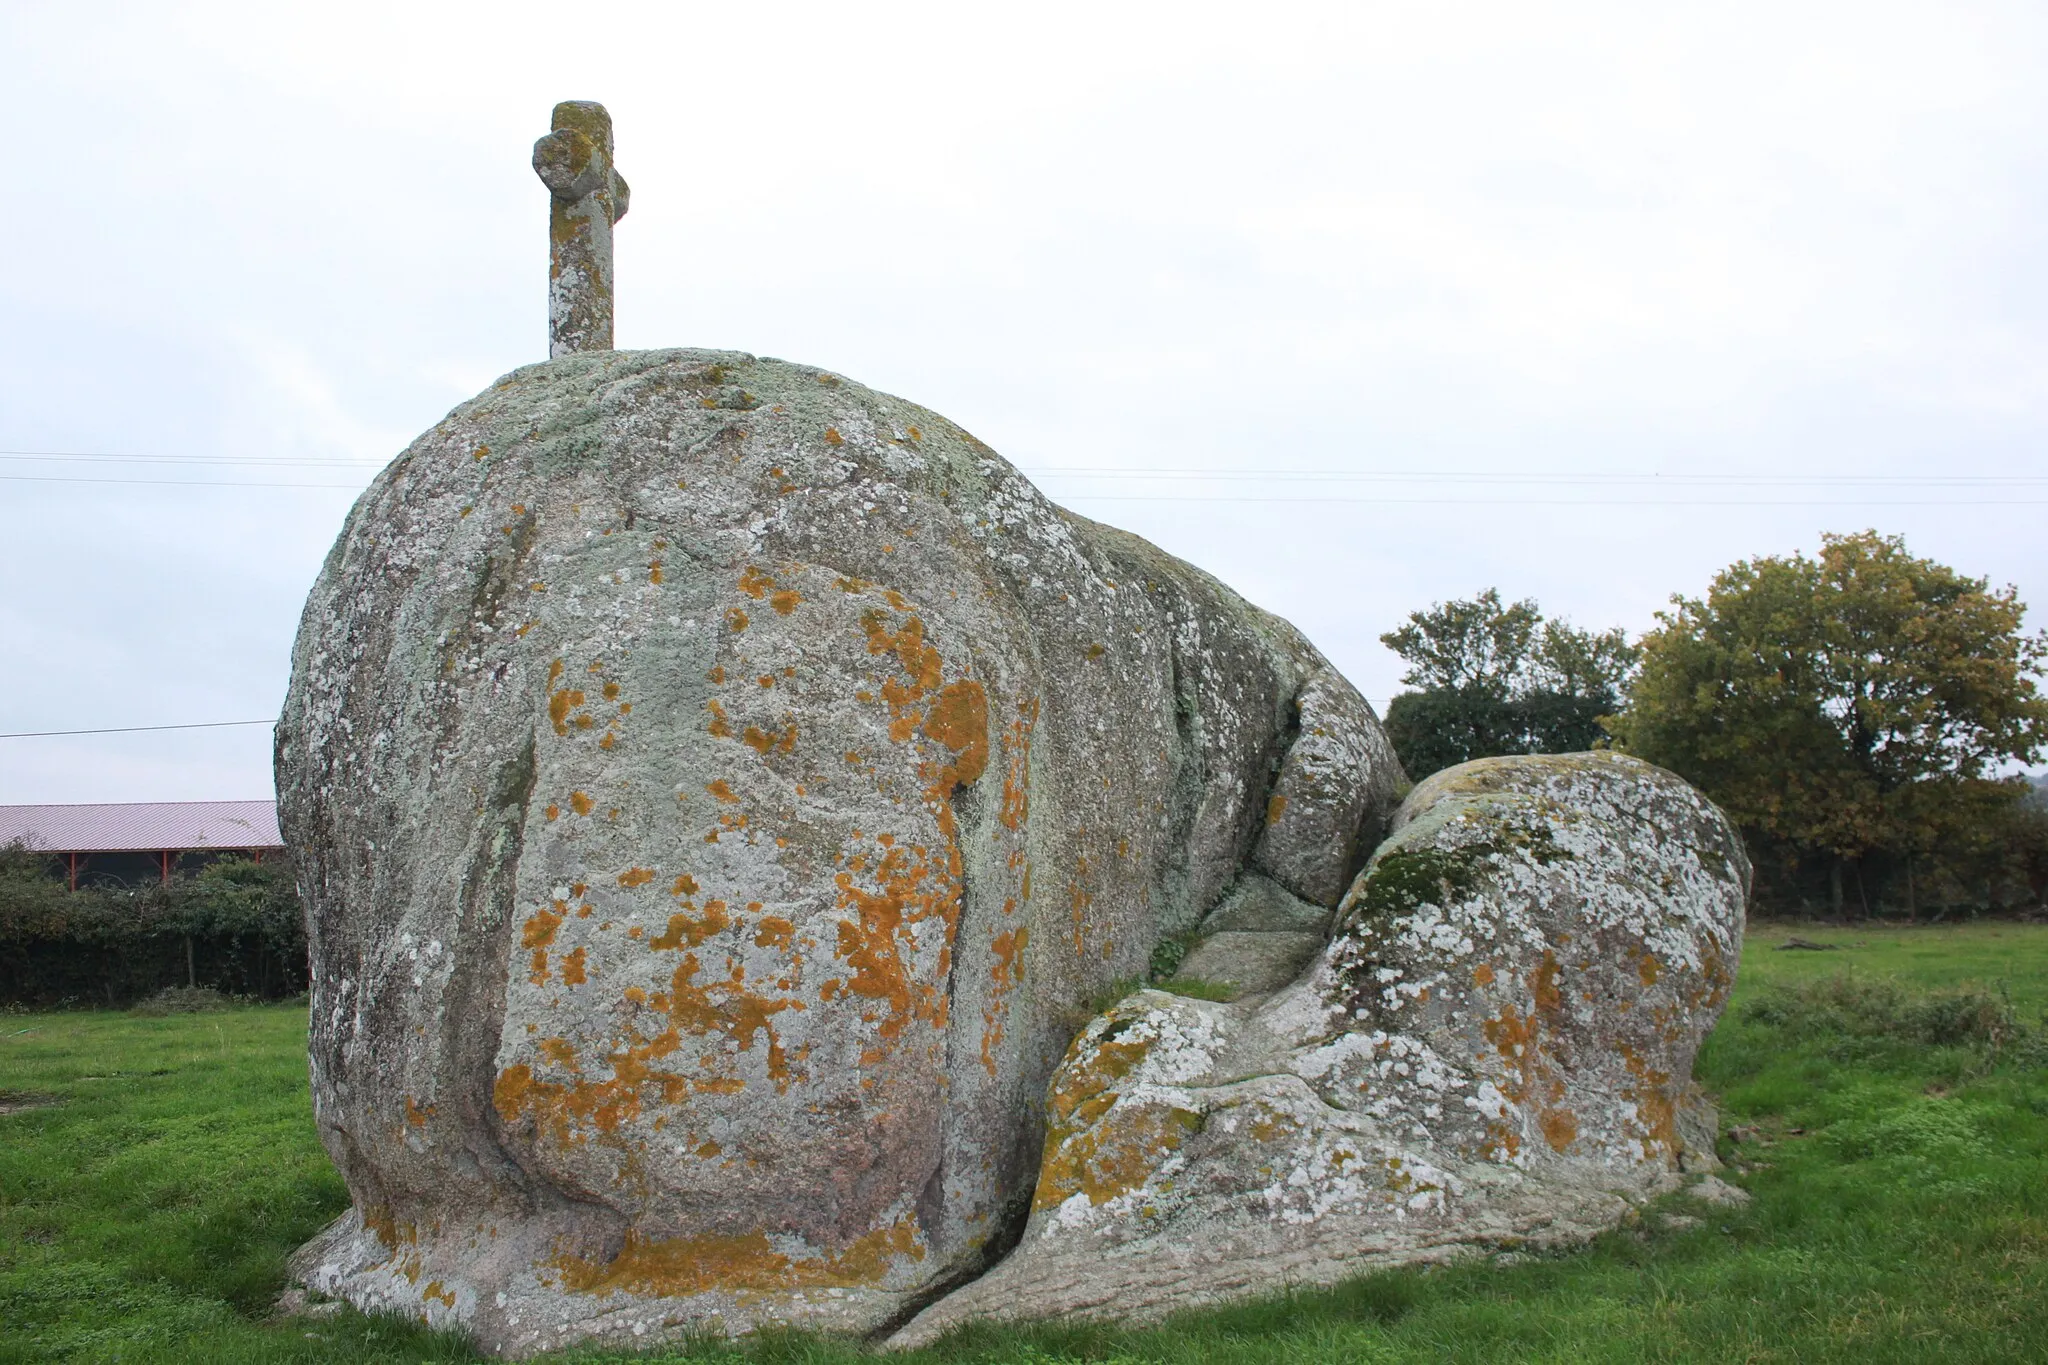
276,349,1403,1355
890,752,1748,1346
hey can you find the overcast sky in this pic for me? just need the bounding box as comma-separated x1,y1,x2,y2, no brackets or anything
4,1,2046,803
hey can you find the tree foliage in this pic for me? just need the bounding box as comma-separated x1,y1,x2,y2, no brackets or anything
1609,531,2048,909
1379,589,1638,780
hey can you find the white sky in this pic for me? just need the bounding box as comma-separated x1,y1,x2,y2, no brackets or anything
4,0,2046,802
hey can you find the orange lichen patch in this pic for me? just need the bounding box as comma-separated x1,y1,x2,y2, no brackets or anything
671,873,700,897
922,681,989,787
726,608,750,632
862,610,945,744
828,592,989,1057
561,948,589,986
545,803,561,822
1047,1029,1155,1126
738,566,776,599
549,688,587,735
835,575,869,594
998,699,1038,830
1532,950,1564,1016
657,950,798,1082
1619,1042,1679,1158
618,867,657,888
1247,1103,1303,1144
649,901,732,951
1033,1099,1200,1211
707,779,739,804
823,427,845,446
540,1037,577,1067
832,855,929,1040
1473,963,1496,987
743,722,799,756
473,444,491,462
404,1095,434,1128
1638,954,1661,987
1539,1107,1579,1152
707,665,726,684
753,916,795,950
1265,794,1290,826
522,907,566,951
553,1220,922,1299
603,682,621,701
497,943,804,1142
598,733,616,751
769,589,802,615
1068,858,1094,957
570,791,595,816
422,1280,456,1309
649,561,664,584
361,1204,418,1253
980,926,1028,1077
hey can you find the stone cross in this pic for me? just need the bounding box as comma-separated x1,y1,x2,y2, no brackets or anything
532,101,629,357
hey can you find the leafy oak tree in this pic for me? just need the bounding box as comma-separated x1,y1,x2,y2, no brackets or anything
1609,531,2048,915
1380,589,1637,780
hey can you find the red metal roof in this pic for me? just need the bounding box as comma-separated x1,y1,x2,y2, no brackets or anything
0,801,283,853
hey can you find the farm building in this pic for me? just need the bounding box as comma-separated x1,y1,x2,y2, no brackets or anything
0,800,283,889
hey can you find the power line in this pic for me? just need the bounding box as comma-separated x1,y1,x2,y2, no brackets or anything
1,474,364,490
7,448,2046,486
0,451,381,468
6,471,2043,505
5,449,2046,504
0,719,277,740
1057,495,2048,506
1029,469,2048,486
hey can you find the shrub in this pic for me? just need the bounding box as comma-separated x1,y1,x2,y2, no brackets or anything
1738,972,2032,1063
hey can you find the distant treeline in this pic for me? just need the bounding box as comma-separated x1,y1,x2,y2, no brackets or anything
1380,531,2048,920
0,846,307,1008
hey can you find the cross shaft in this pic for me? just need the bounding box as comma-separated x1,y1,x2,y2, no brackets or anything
533,101,629,356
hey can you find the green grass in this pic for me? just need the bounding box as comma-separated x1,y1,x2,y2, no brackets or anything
3,922,2047,1363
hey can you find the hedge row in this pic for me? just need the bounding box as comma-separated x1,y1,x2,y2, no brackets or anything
0,845,308,1008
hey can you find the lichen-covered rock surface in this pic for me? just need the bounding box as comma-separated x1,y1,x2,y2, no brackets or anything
275,349,1403,1356
890,752,1747,1347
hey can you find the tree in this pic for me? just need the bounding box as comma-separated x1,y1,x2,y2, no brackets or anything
1608,531,2048,915
1380,589,1638,780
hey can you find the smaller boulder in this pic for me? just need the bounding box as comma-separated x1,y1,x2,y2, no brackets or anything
890,753,1747,1345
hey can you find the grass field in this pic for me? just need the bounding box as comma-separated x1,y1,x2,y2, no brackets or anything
4,921,2047,1363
